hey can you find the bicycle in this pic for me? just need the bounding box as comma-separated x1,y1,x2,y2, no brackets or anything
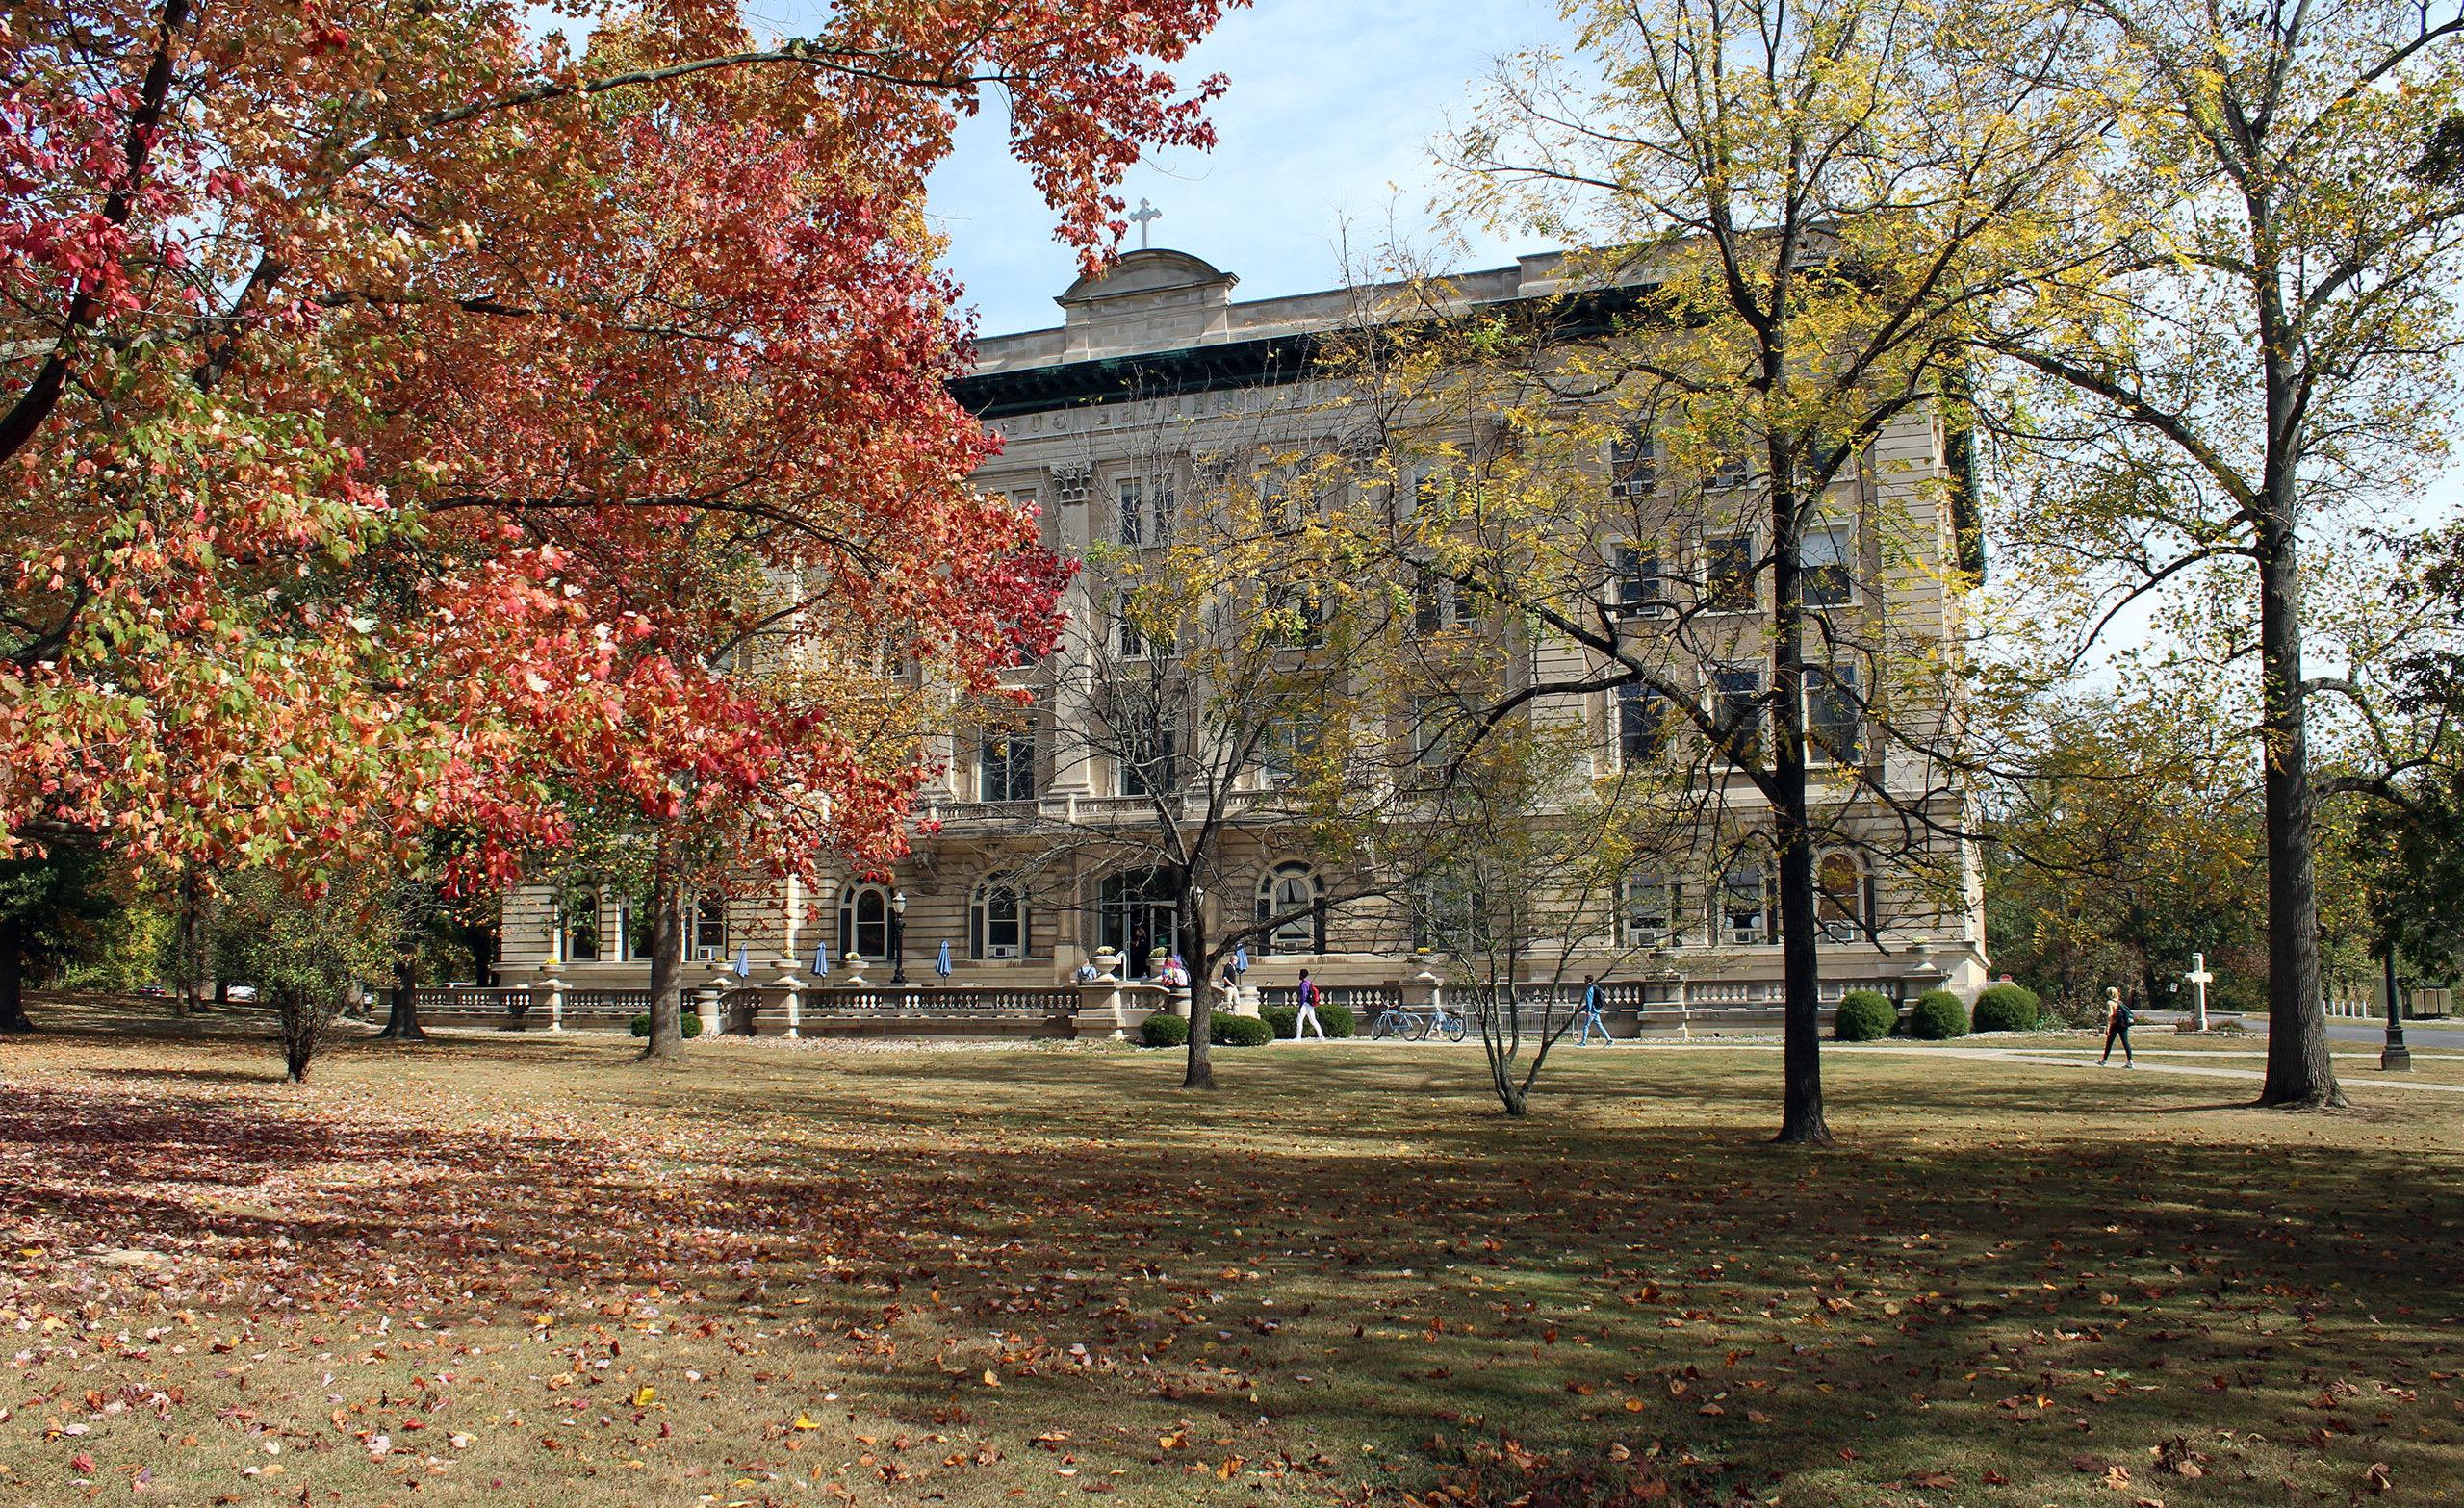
1368,1001,1467,1042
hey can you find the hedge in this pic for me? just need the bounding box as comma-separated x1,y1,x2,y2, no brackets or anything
1140,1012,1189,1048
1834,989,1897,1042
628,1011,704,1038
1971,983,2041,1033
1260,1002,1357,1039
1908,989,1969,1040
1210,1013,1276,1047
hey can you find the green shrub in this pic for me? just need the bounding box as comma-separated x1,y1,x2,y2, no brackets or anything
1140,1012,1189,1048
1971,983,2041,1033
1261,1002,1357,1038
1210,1013,1275,1047
1909,989,1969,1040
629,1011,704,1038
1834,989,1897,1042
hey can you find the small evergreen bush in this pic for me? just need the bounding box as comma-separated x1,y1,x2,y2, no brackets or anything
1261,1002,1356,1038
1140,1012,1189,1048
1834,989,1897,1041
629,1011,704,1038
1210,1013,1275,1047
1909,989,1969,1039
1971,983,2041,1033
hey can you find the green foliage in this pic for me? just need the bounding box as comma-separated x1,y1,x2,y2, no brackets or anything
1909,989,1969,1040
1210,1012,1275,1047
629,1011,704,1039
1261,1002,1356,1038
215,863,406,1080
1834,989,1897,1042
1139,1012,1189,1048
1971,983,2042,1033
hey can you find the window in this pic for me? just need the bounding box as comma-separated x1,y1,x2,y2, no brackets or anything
1616,683,1671,767
979,730,1037,803
1807,663,1866,765
1799,524,1855,607
1408,694,1466,779
970,882,1027,958
1410,570,1478,634
1255,861,1325,954
1719,865,1772,945
1609,426,1657,500
1609,543,1666,616
1264,584,1325,647
1098,868,1179,968
1711,666,1763,764
561,888,602,962
1410,869,1484,953
1116,473,1172,546
1119,716,1177,797
692,897,729,960
1622,875,1682,947
1703,532,1756,612
1707,452,1751,491
836,884,888,961
1109,592,1147,659
1817,853,1869,941
1257,714,1319,787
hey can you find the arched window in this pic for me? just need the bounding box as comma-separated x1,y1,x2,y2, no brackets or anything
1816,852,1871,939
970,881,1028,958
1255,861,1324,954
690,897,729,960
838,883,891,961
560,887,602,962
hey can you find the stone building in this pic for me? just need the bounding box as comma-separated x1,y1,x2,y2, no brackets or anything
493,246,1990,1007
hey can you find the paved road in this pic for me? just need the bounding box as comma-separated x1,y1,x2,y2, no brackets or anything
2133,1009,2460,1048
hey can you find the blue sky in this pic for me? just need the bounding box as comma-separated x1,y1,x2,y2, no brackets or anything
903,0,1576,337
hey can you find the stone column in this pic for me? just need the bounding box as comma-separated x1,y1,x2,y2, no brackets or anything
776,971,803,1039
695,965,728,1037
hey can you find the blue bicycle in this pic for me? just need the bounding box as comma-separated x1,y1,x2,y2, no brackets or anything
1368,999,1468,1042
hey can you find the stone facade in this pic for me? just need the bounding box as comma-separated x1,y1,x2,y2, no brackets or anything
496,247,1990,1005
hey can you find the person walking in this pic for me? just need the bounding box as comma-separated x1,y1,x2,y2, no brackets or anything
2098,985,2135,1067
1291,969,1327,1041
1574,975,1613,1045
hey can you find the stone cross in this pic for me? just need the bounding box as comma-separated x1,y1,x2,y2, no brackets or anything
1128,197,1162,249
2184,951,2214,1032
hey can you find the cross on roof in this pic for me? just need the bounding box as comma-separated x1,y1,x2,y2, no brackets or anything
1128,197,1162,249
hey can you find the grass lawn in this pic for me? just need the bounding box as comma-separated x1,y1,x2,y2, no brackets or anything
3,1002,2460,1508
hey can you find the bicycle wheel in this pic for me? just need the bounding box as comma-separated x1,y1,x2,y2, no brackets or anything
1371,1010,1396,1040
1405,1011,1430,1041
1440,1015,1466,1043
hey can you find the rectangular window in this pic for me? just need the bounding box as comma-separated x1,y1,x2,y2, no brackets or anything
1711,666,1763,764
1623,876,1681,947
1609,427,1656,500
1113,597,1146,659
1115,473,1173,546
979,731,1037,803
1799,524,1855,607
1120,718,1177,797
1720,866,1770,944
1616,683,1670,766
561,889,602,962
1408,694,1466,779
1707,452,1751,491
1257,715,1318,787
1609,543,1665,615
1807,664,1865,766
1411,571,1477,634
692,898,728,960
1265,584,1324,647
1703,533,1756,612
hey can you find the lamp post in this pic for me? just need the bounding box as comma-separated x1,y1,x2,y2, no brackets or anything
889,889,909,986
2382,943,2412,1072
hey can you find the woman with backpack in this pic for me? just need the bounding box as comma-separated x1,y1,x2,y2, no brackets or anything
2098,985,2135,1067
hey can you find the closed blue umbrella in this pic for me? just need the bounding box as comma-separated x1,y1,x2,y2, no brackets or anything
935,938,953,979
733,944,751,979
1232,943,1249,975
811,939,830,978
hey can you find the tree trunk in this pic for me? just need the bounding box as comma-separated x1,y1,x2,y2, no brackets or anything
1180,888,1215,1090
173,866,205,1017
643,832,686,1062
2253,506,2343,1108
1769,474,1832,1147
377,951,427,1041
0,913,30,1032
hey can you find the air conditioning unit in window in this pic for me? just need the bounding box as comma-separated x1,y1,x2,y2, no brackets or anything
1823,921,1856,945
1729,924,1766,946
987,944,1020,959
695,945,719,961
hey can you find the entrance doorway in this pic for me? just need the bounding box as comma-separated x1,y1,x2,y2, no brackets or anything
1098,868,1180,974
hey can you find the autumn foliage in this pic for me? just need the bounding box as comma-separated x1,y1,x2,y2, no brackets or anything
1,0,1236,890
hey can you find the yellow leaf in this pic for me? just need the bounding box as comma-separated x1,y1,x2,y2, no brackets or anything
982,1369,1001,1388
791,1414,821,1431
633,1385,656,1407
